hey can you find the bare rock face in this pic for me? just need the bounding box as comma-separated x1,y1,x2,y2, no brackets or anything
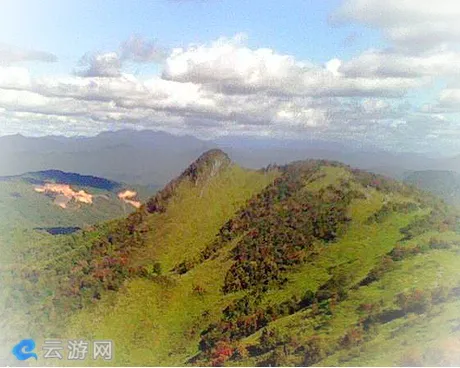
183,149,232,185
145,149,231,214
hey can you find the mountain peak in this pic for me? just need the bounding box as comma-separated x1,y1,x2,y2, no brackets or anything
145,149,231,214
179,149,231,186
194,148,231,168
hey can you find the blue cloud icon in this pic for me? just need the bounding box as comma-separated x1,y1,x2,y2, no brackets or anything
12,339,38,361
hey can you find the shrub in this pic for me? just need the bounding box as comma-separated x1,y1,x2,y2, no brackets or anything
389,245,422,261
192,283,207,296
302,336,327,366
359,256,394,285
340,325,364,349
396,289,432,314
139,262,162,279
210,341,234,366
264,346,289,367
221,169,354,294
315,289,334,303
358,302,381,315
338,347,361,364
316,269,351,302
358,303,382,332
429,237,452,250
366,204,393,224
231,343,248,360
431,285,449,304
153,262,162,274
259,327,281,352
299,290,315,308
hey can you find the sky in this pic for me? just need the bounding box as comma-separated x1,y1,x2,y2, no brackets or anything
1,0,460,154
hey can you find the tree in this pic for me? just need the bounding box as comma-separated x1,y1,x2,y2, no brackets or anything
265,346,289,367
153,262,162,275
231,343,248,360
259,327,280,352
210,341,234,366
396,289,432,314
300,290,315,308
303,336,327,366
340,325,364,349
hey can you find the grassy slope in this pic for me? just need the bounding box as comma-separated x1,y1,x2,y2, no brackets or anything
0,175,155,363
315,238,460,366
134,165,277,271
65,165,459,366
53,164,279,366
233,168,460,366
5,161,460,367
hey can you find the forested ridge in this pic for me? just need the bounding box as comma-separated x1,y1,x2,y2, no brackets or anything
2,150,460,366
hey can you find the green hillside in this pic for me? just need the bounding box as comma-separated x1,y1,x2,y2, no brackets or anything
0,170,155,235
2,150,460,366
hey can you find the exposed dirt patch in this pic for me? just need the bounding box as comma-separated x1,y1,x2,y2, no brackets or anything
118,189,141,208
34,183,93,208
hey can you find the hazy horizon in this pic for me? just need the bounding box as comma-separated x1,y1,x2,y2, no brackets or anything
0,127,453,158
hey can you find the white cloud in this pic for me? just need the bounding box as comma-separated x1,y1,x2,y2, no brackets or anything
120,35,167,63
325,59,343,77
339,49,460,79
361,98,390,114
0,29,459,153
325,0,460,152
422,88,460,113
163,36,420,98
0,66,31,88
331,1,460,84
0,44,57,65
334,0,460,53
76,52,122,78
75,36,167,78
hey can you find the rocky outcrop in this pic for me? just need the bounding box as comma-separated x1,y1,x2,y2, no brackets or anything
145,149,231,213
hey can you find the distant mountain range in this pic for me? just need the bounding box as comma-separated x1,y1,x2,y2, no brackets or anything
0,130,454,187
404,170,460,207
1,169,122,191
0,130,213,187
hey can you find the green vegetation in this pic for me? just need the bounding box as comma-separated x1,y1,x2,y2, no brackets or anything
2,150,460,366
0,170,154,235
